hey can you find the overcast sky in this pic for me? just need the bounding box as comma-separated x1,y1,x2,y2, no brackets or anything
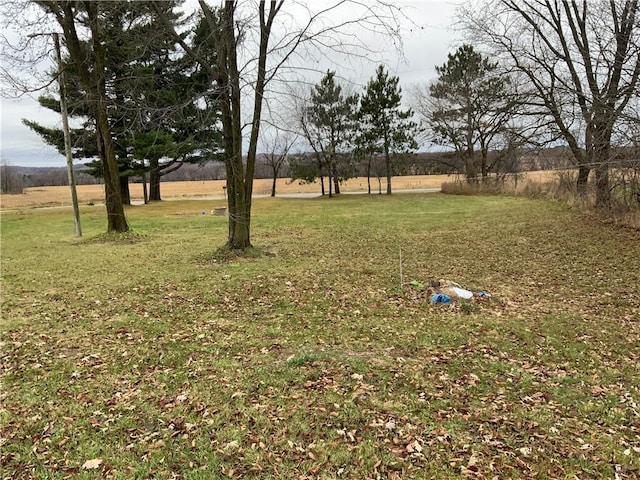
0,1,463,167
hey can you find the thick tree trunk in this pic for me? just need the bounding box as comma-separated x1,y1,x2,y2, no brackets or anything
120,176,130,205
89,5,127,233
481,147,489,177
592,124,612,208
229,180,251,249
576,165,590,196
367,160,371,194
465,110,478,181
465,161,478,181
465,150,478,182
95,109,128,232
149,159,161,201
56,1,128,233
333,169,340,194
594,163,611,208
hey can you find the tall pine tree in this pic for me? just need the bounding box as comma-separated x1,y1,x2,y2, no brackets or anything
359,65,418,195
25,2,221,204
301,71,359,196
426,44,517,180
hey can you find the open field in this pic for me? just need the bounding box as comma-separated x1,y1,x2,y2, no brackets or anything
1,193,639,478
0,172,558,210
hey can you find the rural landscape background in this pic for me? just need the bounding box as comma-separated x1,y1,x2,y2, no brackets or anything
0,174,445,209
1,0,639,478
2,180,639,478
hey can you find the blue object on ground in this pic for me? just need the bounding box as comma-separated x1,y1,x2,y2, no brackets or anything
477,292,491,298
430,293,451,304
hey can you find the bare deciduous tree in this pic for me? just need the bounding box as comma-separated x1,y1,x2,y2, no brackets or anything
157,0,408,249
259,128,297,197
462,0,640,208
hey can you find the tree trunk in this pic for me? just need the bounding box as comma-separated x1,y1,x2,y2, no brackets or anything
481,147,489,177
333,170,340,194
465,107,478,181
120,176,131,205
95,109,128,232
142,173,148,204
328,170,333,197
87,4,127,232
594,163,611,208
316,153,325,196
270,162,279,197
592,122,613,208
149,159,161,201
56,1,128,233
229,182,251,249
576,165,590,196
465,150,478,182
592,131,612,208
224,0,280,250
385,148,392,194
367,159,371,194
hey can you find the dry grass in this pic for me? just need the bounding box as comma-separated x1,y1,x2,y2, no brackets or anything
441,170,640,229
0,174,558,210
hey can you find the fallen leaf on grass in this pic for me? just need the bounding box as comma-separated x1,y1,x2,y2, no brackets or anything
224,440,240,451
149,439,166,450
81,458,103,470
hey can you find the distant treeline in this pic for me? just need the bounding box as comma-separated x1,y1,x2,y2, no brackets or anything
1,147,581,192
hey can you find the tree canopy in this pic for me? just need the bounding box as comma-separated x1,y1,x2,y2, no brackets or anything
24,3,221,205
296,71,359,196
418,44,521,180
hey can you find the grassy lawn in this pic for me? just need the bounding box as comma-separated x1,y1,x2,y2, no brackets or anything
1,193,639,479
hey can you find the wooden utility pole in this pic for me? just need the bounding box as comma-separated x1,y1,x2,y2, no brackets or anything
53,32,82,237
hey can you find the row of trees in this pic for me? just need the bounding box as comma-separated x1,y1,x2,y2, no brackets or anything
3,1,638,246
286,44,529,196
290,67,418,197
285,0,640,210
269,0,640,208
4,1,408,247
